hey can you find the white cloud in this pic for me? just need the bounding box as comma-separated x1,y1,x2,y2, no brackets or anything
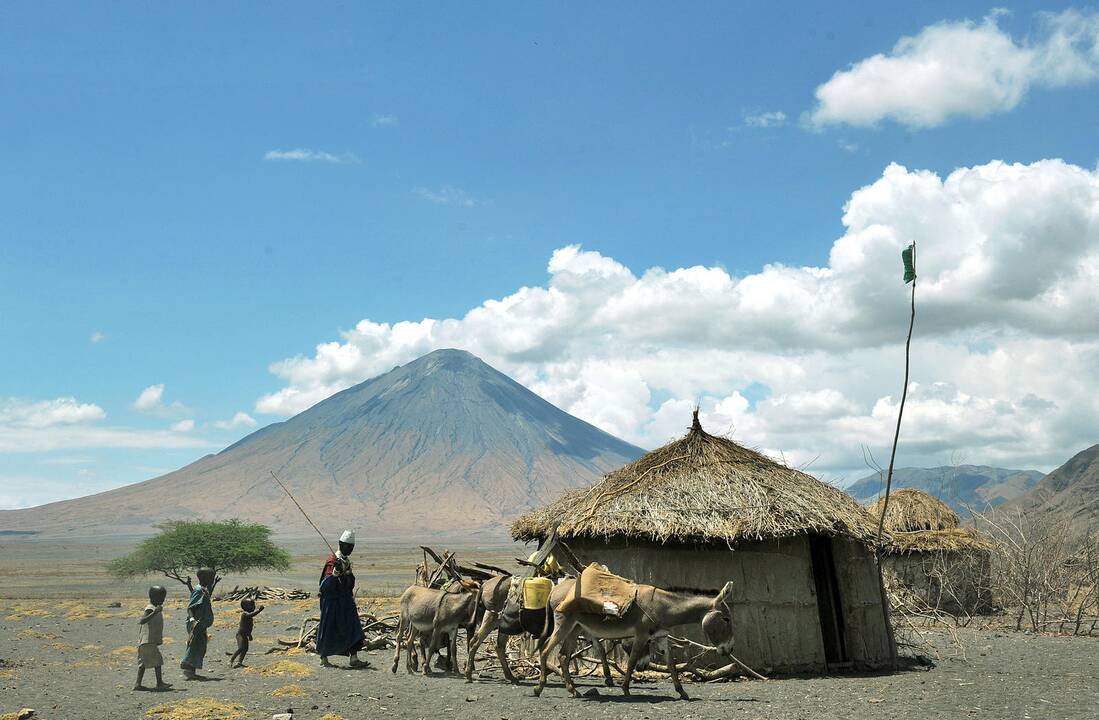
256,157,1099,478
214,412,257,430
413,185,486,207
0,397,106,428
743,110,787,128
170,419,195,433
0,396,214,454
90,331,105,344
371,113,399,127
132,384,189,417
264,149,360,164
133,385,164,412
809,10,1099,128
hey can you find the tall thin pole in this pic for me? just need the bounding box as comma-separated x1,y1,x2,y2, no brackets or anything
877,242,917,548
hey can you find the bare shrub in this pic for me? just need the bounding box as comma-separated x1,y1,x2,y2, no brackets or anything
974,510,1098,635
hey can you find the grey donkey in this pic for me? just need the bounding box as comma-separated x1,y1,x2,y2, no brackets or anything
391,582,481,675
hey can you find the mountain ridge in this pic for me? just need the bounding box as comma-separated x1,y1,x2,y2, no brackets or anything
1003,444,1099,533
845,464,1044,517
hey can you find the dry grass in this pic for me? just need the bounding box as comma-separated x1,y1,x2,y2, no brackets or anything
513,412,880,545
18,629,58,640
145,698,250,720
319,715,346,720
271,684,307,697
5,603,52,621
1,711,35,720
244,659,313,678
870,489,993,553
44,642,71,651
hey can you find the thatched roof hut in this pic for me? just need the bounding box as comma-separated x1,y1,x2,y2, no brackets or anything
868,489,993,554
868,489,993,614
512,412,880,545
512,413,895,674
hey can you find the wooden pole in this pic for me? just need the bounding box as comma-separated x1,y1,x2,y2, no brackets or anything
874,241,917,668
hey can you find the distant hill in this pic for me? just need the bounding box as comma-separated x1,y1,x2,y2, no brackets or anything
1003,444,1099,533
0,349,644,539
846,465,1044,517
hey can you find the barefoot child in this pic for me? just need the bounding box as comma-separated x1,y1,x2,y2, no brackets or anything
180,567,215,680
228,598,264,668
134,585,171,692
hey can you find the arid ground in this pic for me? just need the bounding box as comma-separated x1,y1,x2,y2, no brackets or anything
2,540,1098,720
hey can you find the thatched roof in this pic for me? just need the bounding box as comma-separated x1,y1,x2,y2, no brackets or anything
512,412,881,546
868,489,992,553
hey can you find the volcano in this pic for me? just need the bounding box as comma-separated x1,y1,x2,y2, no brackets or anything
0,349,643,539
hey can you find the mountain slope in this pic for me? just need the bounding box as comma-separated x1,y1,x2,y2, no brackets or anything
1004,444,1099,533
845,465,1044,517
0,349,643,539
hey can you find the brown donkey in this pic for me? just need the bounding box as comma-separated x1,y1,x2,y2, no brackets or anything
535,580,734,700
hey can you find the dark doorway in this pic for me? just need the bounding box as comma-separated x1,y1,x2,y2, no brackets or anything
809,535,849,666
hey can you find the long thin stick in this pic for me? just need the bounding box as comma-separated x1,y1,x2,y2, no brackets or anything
270,470,335,555
877,243,917,547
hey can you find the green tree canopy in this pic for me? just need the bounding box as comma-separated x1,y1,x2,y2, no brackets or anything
108,519,291,591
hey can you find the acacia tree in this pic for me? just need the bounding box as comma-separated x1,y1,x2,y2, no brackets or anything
108,519,291,592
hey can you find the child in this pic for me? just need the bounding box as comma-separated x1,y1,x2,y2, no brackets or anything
228,598,264,668
180,567,215,680
134,585,171,692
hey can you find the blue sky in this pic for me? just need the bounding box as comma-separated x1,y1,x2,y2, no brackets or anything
3,2,1099,508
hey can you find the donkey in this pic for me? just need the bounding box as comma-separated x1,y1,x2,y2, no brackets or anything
535,580,735,700
391,581,481,676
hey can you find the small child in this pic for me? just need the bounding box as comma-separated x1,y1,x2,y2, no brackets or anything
134,585,171,692
228,598,264,668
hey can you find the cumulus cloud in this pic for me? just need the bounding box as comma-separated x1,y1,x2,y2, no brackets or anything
256,158,1099,478
0,397,106,428
413,185,486,207
264,149,360,164
0,396,213,454
809,9,1099,128
170,419,195,433
132,384,190,417
214,412,257,430
371,113,399,127
90,331,105,344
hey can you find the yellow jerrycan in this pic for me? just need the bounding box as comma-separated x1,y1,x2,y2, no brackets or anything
522,576,553,610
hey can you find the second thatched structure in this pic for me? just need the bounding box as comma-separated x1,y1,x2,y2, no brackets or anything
512,412,896,674
869,488,994,614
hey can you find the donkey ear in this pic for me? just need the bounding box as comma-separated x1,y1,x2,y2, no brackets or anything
718,581,734,602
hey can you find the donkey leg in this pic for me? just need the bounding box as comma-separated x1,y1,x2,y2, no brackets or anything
559,629,580,697
664,636,688,701
622,632,649,697
495,631,517,683
595,639,614,686
465,612,498,682
390,617,403,674
534,616,570,697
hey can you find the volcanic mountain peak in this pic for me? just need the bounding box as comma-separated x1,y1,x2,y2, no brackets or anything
0,349,643,539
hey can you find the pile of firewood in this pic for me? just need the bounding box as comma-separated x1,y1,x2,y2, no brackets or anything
218,585,311,601
269,604,400,656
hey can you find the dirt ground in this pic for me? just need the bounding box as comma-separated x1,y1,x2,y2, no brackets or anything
2,595,1098,720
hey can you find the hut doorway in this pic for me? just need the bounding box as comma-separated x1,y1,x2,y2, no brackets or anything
809,536,849,666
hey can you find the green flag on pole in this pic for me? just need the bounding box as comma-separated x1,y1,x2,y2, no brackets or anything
901,243,916,284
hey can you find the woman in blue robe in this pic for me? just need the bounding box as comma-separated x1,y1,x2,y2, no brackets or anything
181,567,215,679
317,529,366,668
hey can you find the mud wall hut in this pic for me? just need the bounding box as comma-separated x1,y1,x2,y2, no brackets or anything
868,489,993,614
512,412,896,674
